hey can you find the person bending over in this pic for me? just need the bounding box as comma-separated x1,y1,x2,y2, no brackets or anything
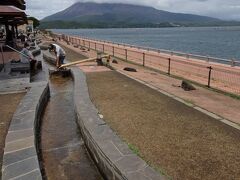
49,43,66,69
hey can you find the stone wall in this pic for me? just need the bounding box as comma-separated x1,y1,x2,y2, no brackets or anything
72,68,165,180
2,82,50,180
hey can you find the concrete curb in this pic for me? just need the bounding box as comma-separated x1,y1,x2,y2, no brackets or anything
32,48,41,57
71,67,166,180
2,81,50,180
39,45,49,51
42,51,55,65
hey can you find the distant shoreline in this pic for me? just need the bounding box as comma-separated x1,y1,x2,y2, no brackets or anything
40,21,240,29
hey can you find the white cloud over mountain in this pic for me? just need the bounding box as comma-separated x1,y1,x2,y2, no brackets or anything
26,0,240,20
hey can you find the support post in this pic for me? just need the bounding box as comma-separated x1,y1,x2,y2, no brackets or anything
103,44,105,53
125,49,128,61
168,58,171,75
112,46,115,56
1,45,5,72
11,25,16,39
143,53,145,66
207,66,212,88
15,25,18,38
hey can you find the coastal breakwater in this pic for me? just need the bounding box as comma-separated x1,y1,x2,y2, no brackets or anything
53,33,240,96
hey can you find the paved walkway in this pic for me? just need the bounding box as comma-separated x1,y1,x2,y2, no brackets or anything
57,40,240,126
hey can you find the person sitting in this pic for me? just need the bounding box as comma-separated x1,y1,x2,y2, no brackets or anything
49,43,66,69
20,42,36,72
19,33,26,43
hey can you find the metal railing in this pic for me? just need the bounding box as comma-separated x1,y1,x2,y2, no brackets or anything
53,33,240,95
57,34,240,67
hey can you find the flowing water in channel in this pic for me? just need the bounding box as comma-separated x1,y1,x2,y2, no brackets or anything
40,75,102,180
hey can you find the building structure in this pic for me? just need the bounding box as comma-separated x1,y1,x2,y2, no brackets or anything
0,0,27,47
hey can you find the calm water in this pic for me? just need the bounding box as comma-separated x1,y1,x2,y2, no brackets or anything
52,27,240,61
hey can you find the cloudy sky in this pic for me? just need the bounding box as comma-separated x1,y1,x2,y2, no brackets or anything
26,0,240,20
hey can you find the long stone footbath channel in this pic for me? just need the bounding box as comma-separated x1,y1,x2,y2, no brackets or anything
42,46,166,179
39,61,102,179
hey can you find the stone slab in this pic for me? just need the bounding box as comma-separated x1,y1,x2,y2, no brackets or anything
13,169,42,180
2,156,39,179
4,136,35,154
5,128,34,143
3,147,36,167
115,155,147,173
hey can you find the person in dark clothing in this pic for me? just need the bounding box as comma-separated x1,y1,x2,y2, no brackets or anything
6,29,13,47
19,33,26,43
20,42,36,73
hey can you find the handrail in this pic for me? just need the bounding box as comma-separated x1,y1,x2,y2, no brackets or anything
51,32,240,95
6,45,33,60
52,32,240,67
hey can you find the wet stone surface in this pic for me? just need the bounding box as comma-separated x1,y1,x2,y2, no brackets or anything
41,75,102,180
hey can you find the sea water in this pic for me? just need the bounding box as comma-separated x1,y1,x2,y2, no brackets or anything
52,26,240,61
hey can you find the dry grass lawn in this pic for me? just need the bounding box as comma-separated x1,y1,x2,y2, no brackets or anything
62,43,240,179
86,71,240,180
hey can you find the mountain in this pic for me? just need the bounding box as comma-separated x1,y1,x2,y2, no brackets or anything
41,2,223,28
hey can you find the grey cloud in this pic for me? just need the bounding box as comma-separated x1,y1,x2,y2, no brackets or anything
26,0,240,20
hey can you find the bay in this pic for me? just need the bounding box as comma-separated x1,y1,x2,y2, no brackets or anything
52,26,240,61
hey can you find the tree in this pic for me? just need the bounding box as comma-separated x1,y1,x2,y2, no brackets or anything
28,17,40,28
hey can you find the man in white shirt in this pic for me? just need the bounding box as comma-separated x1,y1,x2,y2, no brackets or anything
49,43,66,68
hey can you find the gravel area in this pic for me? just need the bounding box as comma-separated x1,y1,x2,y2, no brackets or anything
86,71,240,180
0,93,25,178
